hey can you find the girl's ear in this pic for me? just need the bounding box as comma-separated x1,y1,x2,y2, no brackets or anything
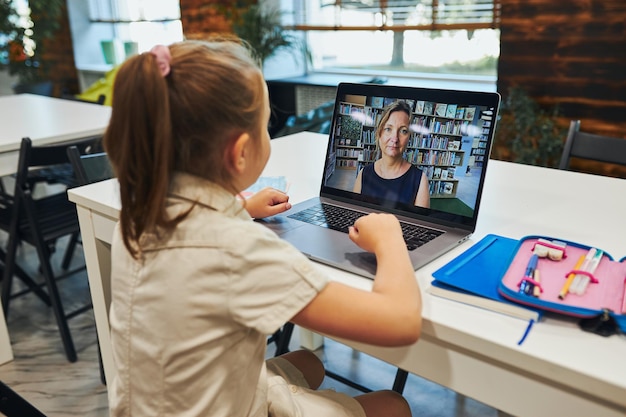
225,132,251,175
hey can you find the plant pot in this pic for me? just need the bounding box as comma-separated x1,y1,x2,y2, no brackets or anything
123,41,138,59
100,40,118,65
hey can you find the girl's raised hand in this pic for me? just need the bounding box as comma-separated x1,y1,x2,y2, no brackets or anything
244,187,291,219
348,213,406,254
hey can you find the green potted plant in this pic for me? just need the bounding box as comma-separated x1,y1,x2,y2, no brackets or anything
231,3,309,69
0,0,64,94
492,86,567,168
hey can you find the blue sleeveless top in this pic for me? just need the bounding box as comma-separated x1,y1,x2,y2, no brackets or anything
361,163,423,205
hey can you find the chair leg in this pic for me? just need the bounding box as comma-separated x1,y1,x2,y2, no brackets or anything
1,230,22,316
0,381,47,417
61,232,80,270
32,243,77,362
4,235,78,362
0,250,52,314
274,322,295,356
99,346,106,385
324,369,373,393
392,369,409,393
95,331,106,385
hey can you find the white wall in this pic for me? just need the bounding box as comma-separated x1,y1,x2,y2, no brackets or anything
66,0,117,71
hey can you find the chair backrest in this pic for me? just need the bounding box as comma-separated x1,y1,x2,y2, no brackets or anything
67,146,113,185
9,136,105,226
558,120,626,170
13,136,104,191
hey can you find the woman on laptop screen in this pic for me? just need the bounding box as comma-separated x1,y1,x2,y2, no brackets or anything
353,100,430,208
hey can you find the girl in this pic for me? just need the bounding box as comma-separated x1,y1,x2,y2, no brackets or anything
104,40,422,417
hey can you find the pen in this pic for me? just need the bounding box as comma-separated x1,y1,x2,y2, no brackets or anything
558,254,586,300
519,254,538,295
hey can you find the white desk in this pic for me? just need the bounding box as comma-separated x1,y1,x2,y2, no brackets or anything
0,94,112,176
68,132,626,417
0,94,110,365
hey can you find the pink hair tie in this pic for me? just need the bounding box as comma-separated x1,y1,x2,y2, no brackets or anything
149,45,171,77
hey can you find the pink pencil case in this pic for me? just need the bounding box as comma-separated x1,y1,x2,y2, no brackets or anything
498,235,626,335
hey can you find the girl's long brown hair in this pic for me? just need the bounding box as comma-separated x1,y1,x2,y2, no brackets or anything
104,40,264,258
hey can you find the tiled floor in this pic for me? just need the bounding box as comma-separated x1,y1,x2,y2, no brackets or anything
0,232,499,417
0,234,108,417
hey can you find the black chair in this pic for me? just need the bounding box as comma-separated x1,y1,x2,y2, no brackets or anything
267,322,295,357
66,147,113,186
0,381,47,417
0,136,104,362
272,100,334,138
558,120,626,171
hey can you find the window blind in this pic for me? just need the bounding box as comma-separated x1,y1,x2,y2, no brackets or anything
87,0,180,23
287,0,501,32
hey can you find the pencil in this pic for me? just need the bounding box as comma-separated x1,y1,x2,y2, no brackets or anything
558,254,585,300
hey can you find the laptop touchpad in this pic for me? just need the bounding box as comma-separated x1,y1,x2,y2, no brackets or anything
255,215,306,235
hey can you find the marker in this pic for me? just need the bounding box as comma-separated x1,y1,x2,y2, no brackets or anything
519,254,538,295
570,248,597,295
573,249,603,295
558,254,586,300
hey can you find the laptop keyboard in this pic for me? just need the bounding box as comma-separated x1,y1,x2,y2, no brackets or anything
287,203,443,251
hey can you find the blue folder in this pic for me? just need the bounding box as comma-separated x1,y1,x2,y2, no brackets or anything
431,234,542,317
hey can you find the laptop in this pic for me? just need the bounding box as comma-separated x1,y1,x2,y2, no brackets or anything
260,82,501,278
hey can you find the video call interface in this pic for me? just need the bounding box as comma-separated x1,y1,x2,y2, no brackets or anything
322,91,497,223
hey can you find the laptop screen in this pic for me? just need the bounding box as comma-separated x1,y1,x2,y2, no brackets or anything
321,82,501,230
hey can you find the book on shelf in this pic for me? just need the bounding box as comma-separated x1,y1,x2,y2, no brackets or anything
455,107,465,119
383,97,396,107
435,103,448,117
429,234,541,321
423,101,434,115
415,100,425,114
448,140,461,151
445,104,457,119
464,107,476,121
371,96,384,108
403,99,416,112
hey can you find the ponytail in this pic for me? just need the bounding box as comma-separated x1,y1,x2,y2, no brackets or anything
104,40,263,258
104,51,177,258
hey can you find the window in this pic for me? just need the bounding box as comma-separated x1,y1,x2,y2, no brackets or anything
279,0,500,77
87,0,183,54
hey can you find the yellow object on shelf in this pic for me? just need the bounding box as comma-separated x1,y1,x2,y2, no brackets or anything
76,65,120,106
